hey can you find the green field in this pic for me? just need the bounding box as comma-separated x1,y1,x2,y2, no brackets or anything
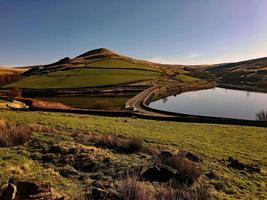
6,68,163,89
176,74,199,82
0,111,266,199
90,58,156,71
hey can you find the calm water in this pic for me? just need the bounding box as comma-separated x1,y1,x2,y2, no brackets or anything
38,95,133,110
150,87,267,120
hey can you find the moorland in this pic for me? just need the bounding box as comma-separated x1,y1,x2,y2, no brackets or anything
0,48,266,200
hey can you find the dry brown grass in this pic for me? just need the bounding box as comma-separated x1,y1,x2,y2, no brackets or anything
85,134,143,153
116,175,155,200
0,120,31,147
154,151,202,185
115,174,210,200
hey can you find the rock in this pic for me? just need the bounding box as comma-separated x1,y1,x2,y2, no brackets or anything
158,151,173,162
185,152,201,162
0,179,62,200
141,164,177,183
179,150,201,162
227,157,261,173
89,187,120,200
0,183,17,200
206,170,218,179
15,180,51,196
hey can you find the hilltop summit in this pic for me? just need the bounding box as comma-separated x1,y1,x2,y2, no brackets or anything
76,48,116,58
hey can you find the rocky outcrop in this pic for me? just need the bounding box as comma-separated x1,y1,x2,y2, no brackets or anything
0,179,64,200
227,157,261,173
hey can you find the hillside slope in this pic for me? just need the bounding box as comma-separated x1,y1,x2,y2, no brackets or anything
5,48,193,89
204,57,267,91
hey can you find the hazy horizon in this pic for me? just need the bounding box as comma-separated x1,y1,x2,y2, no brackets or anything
1,0,267,66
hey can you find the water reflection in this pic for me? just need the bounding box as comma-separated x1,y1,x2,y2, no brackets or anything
150,87,267,120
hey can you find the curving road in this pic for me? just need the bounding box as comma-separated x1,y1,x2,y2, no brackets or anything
125,85,176,117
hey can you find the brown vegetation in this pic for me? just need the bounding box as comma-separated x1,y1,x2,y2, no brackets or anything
115,174,210,200
0,120,31,147
0,73,21,86
85,134,143,153
154,151,202,185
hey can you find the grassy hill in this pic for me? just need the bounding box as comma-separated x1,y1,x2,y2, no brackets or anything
4,48,191,89
7,68,162,89
204,57,267,91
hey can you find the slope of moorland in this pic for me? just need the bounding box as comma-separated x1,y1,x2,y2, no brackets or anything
0,66,28,86
5,48,194,89
203,57,267,91
0,111,266,199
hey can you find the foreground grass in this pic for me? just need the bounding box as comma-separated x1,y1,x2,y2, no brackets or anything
6,68,162,89
0,111,266,199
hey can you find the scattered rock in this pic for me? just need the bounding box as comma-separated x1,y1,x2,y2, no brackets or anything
206,170,218,179
89,187,120,200
0,183,16,200
158,150,173,163
185,151,201,162
0,179,63,200
179,150,201,162
141,164,177,183
227,157,261,173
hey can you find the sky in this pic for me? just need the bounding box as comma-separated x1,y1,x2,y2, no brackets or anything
0,0,267,66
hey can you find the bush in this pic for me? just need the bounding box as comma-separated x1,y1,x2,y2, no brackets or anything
256,110,267,121
116,174,155,200
86,134,143,153
154,151,202,185
115,174,210,200
0,120,31,147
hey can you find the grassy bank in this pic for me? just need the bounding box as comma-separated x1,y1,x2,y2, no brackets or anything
6,68,163,89
0,111,266,199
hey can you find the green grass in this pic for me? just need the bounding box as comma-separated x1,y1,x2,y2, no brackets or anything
176,74,199,82
6,68,162,89
0,111,266,199
90,58,155,71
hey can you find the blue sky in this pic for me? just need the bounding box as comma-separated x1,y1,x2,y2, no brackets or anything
0,0,267,66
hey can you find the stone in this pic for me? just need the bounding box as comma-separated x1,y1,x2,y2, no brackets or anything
227,157,261,173
141,164,177,183
15,180,51,196
89,187,120,200
185,152,201,162
158,150,173,162
0,183,17,200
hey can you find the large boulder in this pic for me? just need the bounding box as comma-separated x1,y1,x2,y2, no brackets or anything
0,179,64,200
0,183,16,200
141,164,177,183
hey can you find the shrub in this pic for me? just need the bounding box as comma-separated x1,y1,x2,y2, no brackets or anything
86,134,143,153
115,174,210,200
116,175,155,200
154,151,202,185
256,110,267,121
0,120,31,147
157,185,210,200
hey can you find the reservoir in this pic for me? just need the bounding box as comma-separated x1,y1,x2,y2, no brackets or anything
149,87,267,120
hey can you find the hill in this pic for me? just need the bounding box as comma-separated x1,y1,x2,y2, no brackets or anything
203,57,267,91
5,48,193,89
